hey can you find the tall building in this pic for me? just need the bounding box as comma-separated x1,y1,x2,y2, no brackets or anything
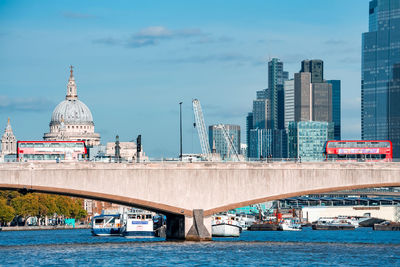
389,64,400,158
246,112,253,158
327,80,341,140
44,67,100,146
247,58,289,159
294,72,312,121
268,58,286,130
288,60,337,160
1,118,16,156
287,121,334,161
362,0,400,157
208,124,241,159
301,59,324,83
284,79,295,130
252,98,271,129
312,83,332,122
294,60,333,123
249,128,272,159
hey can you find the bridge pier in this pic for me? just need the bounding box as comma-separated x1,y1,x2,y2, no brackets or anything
166,209,212,241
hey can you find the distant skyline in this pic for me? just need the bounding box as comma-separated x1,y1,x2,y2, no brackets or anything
0,0,367,158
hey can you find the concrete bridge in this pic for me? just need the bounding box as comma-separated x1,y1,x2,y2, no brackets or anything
0,162,400,240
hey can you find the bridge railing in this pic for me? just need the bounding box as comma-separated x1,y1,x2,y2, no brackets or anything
1,157,400,164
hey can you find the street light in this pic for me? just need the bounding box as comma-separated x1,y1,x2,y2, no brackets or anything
179,102,183,161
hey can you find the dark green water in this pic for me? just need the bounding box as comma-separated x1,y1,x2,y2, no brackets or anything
1,227,399,266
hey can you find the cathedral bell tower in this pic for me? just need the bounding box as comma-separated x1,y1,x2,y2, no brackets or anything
66,65,78,100
1,118,17,156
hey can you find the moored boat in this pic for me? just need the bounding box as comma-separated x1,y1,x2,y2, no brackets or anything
312,217,356,230
235,213,256,230
91,214,122,236
373,221,400,231
120,210,156,238
278,218,302,231
212,214,241,237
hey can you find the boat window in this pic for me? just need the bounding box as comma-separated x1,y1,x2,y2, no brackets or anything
94,219,104,224
146,215,152,219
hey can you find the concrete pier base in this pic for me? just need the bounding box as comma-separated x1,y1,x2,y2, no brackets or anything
186,210,212,241
166,209,212,241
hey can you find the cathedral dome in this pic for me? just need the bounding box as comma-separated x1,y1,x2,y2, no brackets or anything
44,66,101,147
50,99,94,125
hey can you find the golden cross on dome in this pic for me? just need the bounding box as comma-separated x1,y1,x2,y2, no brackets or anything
70,65,74,77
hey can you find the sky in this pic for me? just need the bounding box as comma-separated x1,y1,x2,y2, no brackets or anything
0,0,369,158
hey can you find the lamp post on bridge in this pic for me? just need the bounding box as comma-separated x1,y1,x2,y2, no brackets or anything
179,101,183,161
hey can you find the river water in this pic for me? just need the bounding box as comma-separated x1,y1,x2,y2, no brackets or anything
1,228,399,266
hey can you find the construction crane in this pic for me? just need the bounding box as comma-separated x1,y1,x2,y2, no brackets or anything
217,124,240,161
192,99,212,160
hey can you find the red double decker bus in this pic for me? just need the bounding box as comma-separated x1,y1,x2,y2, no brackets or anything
17,141,87,162
325,140,392,162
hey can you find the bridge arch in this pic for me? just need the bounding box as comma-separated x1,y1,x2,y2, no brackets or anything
203,182,400,216
0,183,189,216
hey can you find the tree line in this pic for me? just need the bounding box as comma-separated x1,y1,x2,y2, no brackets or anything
0,191,87,226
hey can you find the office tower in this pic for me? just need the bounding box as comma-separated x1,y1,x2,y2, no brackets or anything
287,121,334,161
247,58,289,159
301,59,324,83
208,124,241,159
362,0,400,157
283,71,289,81
327,80,341,140
252,98,271,129
284,79,295,130
294,72,312,121
389,64,400,158
272,129,287,159
246,112,253,158
312,83,332,122
268,58,285,130
256,88,268,100
289,60,337,160
294,60,333,123
249,128,273,159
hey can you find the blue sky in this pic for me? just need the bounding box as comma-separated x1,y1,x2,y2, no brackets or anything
0,0,368,158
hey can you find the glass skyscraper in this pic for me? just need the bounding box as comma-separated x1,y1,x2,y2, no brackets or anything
362,0,400,157
268,58,285,130
327,80,341,140
287,121,334,162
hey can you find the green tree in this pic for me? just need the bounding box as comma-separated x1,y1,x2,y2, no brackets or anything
11,194,39,225
0,198,15,225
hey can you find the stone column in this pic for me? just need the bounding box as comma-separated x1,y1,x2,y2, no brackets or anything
166,209,212,241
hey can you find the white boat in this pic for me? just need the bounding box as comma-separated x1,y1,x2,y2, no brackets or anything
91,214,122,236
120,210,155,238
235,214,256,230
212,214,241,237
278,218,302,231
